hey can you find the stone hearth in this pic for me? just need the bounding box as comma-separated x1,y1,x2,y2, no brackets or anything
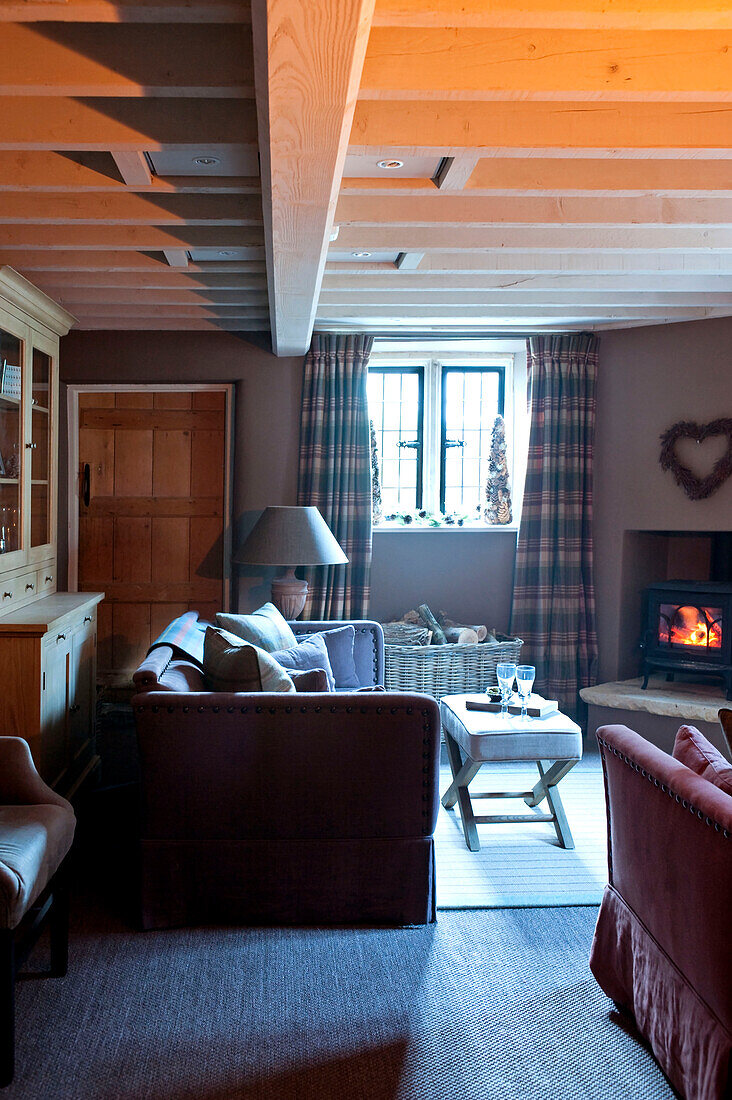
581,676,730,757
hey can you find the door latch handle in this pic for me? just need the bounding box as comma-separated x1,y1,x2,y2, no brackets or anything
81,463,90,507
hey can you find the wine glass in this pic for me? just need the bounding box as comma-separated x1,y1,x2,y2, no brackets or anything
516,665,536,719
495,662,517,718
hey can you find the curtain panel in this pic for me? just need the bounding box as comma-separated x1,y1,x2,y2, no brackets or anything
297,333,374,619
510,333,599,711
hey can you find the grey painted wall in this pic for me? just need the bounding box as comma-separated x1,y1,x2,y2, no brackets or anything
594,316,732,681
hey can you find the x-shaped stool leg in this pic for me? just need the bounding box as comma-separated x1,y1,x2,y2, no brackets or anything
524,759,577,849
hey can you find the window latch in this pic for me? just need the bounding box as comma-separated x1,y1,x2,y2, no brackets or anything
397,440,420,450
444,438,465,449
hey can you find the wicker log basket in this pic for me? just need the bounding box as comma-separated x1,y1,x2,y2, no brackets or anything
384,637,523,701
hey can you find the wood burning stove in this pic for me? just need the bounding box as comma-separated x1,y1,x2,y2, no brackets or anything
641,581,732,699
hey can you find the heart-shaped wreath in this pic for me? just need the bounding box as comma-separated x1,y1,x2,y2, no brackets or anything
659,418,732,500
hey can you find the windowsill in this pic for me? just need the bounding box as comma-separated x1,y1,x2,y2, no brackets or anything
373,522,519,533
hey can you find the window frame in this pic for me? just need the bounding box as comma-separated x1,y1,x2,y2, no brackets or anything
439,363,506,515
368,340,525,526
367,362,425,512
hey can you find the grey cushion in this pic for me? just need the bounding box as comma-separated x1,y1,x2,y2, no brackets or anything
0,804,76,930
271,634,335,691
204,627,296,694
215,604,297,653
310,626,360,689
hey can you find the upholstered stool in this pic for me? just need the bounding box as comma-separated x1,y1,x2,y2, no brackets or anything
440,694,582,852
0,737,76,1086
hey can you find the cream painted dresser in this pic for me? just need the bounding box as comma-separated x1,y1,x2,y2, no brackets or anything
0,267,103,795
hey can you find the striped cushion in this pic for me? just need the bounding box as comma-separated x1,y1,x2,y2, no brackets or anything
216,604,297,653
203,627,296,694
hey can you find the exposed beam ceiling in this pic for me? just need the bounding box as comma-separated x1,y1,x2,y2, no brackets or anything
0,0,728,341
251,0,376,356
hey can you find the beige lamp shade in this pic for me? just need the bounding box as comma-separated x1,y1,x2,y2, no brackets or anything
232,507,347,617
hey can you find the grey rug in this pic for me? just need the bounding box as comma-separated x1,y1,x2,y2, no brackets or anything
8,891,675,1100
436,753,607,908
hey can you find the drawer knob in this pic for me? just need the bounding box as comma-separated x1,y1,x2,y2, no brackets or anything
2,592,10,599
83,616,92,623
45,575,53,583
69,704,81,715
25,583,34,591
24,443,37,450
57,633,66,642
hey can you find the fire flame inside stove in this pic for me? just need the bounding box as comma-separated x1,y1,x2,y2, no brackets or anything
659,604,722,649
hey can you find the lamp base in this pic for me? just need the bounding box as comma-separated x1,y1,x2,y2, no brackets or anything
271,569,308,619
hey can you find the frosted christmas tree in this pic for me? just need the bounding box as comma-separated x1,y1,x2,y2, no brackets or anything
484,414,512,525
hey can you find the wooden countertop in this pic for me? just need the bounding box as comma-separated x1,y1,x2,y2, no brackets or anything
0,591,104,634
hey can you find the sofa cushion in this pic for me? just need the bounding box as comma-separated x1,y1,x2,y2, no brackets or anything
216,604,297,653
271,633,335,691
0,804,76,930
203,627,296,694
289,668,330,692
672,724,732,797
310,626,360,689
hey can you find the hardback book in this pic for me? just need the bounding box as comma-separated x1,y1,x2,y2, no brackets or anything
465,693,559,718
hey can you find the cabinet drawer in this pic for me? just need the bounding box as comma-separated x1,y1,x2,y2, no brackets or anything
38,567,56,595
0,570,38,609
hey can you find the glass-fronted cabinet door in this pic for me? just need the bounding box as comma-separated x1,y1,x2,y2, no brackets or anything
0,325,24,566
27,338,55,559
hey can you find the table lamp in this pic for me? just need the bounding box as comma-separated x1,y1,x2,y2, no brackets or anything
232,506,348,618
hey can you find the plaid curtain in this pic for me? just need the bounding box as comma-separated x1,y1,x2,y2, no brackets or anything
297,333,373,619
510,333,599,711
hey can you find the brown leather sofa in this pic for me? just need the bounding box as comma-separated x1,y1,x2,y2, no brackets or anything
132,618,441,930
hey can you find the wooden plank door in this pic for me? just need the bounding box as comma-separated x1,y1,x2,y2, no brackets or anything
76,388,229,682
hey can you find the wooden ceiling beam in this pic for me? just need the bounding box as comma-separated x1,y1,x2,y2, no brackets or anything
162,249,189,267
326,252,731,275
0,98,257,150
0,226,263,250
361,28,732,100
0,23,252,97
111,151,152,186
319,290,732,307
316,304,729,321
0,251,266,272
0,0,251,22
252,0,376,356
30,271,267,289
343,158,732,196
0,152,259,192
434,155,478,191
334,225,732,250
337,194,732,226
74,320,268,331
322,272,732,292
463,157,732,196
72,304,269,317
350,100,732,151
371,1,732,32
0,193,262,225
418,253,732,274
60,293,269,308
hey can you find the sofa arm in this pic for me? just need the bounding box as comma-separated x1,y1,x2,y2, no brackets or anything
0,737,73,809
290,620,384,688
133,690,439,840
596,724,732,1030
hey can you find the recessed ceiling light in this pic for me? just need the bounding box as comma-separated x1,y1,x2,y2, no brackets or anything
193,156,220,166
351,251,371,258
377,159,404,170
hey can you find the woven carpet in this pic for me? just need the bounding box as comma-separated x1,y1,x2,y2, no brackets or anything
8,896,676,1100
435,750,607,909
